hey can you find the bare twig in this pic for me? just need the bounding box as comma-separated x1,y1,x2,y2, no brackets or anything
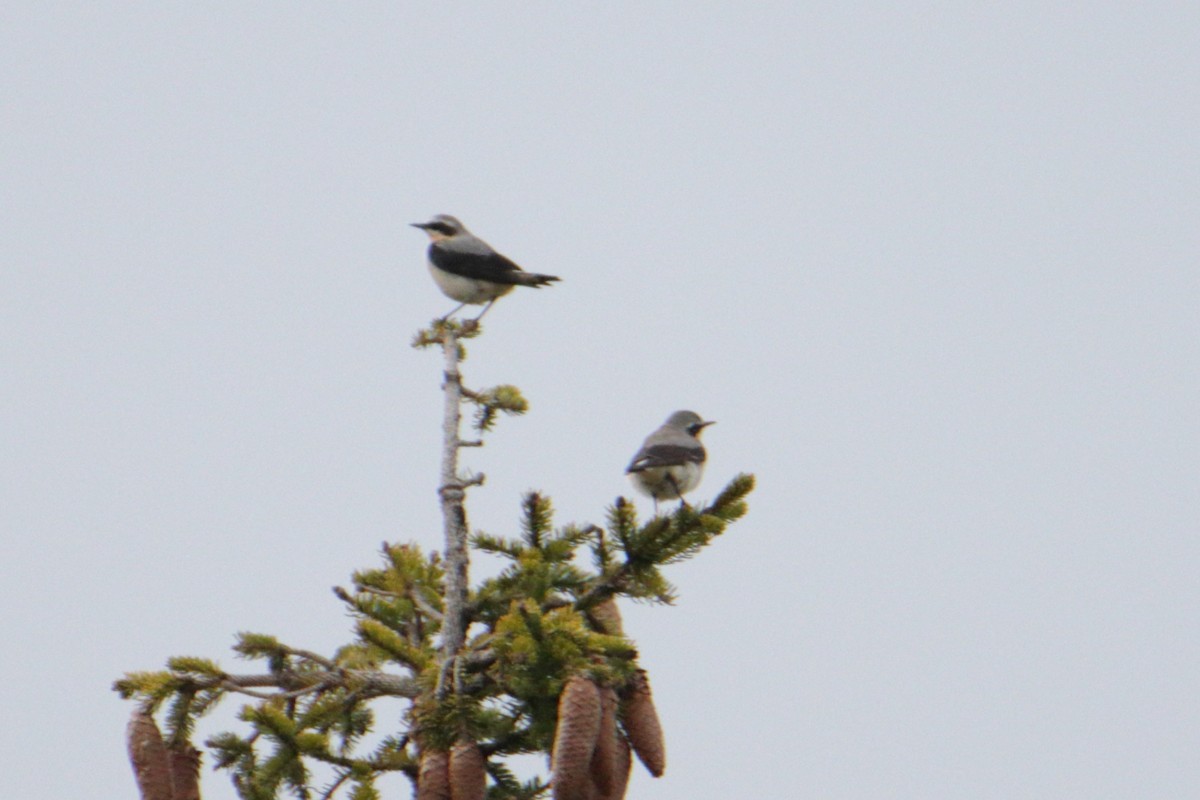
435,655,458,699
221,679,330,701
283,647,337,670
356,585,402,599
437,326,473,695
319,770,352,800
409,590,445,623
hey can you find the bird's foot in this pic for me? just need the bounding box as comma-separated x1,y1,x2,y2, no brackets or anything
468,299,497,325
437,302,469,325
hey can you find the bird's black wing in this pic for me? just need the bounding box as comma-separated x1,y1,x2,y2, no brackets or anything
429,244,528,285
626,443,705,473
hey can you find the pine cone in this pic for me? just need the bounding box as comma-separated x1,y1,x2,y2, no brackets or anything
449,739,486,800
589,687,619,795
417,748,452,800
587,597,624,636
551,675,602,800
126,708,173,800
168,742,202,800
619,669,665,777
593,734,631,800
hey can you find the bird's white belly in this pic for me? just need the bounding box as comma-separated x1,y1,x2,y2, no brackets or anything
630,462,704,500
428,262,514,304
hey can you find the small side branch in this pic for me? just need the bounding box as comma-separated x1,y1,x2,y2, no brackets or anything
123,669,423,700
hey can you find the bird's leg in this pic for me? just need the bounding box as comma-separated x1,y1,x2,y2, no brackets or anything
438,302,468,323
470,298,497,323
652,496,659,516
667,475,690,511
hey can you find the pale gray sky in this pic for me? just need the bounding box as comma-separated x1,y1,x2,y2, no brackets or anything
2,3,1197,798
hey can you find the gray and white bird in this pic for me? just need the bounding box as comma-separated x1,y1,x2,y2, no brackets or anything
626,410,715,512
411,214,560,321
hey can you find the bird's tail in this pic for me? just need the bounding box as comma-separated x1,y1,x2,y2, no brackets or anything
513,272,561,288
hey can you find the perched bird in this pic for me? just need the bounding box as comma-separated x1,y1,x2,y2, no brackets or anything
411,214,560,321
626,410,715,512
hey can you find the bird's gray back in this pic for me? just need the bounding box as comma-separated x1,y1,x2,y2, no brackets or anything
438,232,494,256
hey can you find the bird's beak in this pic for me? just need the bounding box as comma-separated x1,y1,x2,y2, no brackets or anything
700,420,716,429
410,221,431,230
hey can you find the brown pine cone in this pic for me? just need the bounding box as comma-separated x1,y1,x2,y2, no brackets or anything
619,669,665,777
449,739,486,800
168,742,202,800
127,708,174,800
593,734,632,800
551,675,602,800
589,686,619,795
417,748,452,800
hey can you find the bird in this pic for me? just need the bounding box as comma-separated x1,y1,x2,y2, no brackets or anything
410,214,560,321
626,410,715,513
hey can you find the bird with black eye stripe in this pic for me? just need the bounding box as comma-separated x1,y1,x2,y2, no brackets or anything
626,410,716,514
411,214,560,322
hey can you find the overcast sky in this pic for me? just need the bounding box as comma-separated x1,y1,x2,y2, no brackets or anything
2,3,1197,798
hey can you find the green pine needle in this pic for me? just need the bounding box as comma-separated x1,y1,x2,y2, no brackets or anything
166,656,223,676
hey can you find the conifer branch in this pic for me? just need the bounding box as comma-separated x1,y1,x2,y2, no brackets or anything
318,770,352,800
115,669,421,702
